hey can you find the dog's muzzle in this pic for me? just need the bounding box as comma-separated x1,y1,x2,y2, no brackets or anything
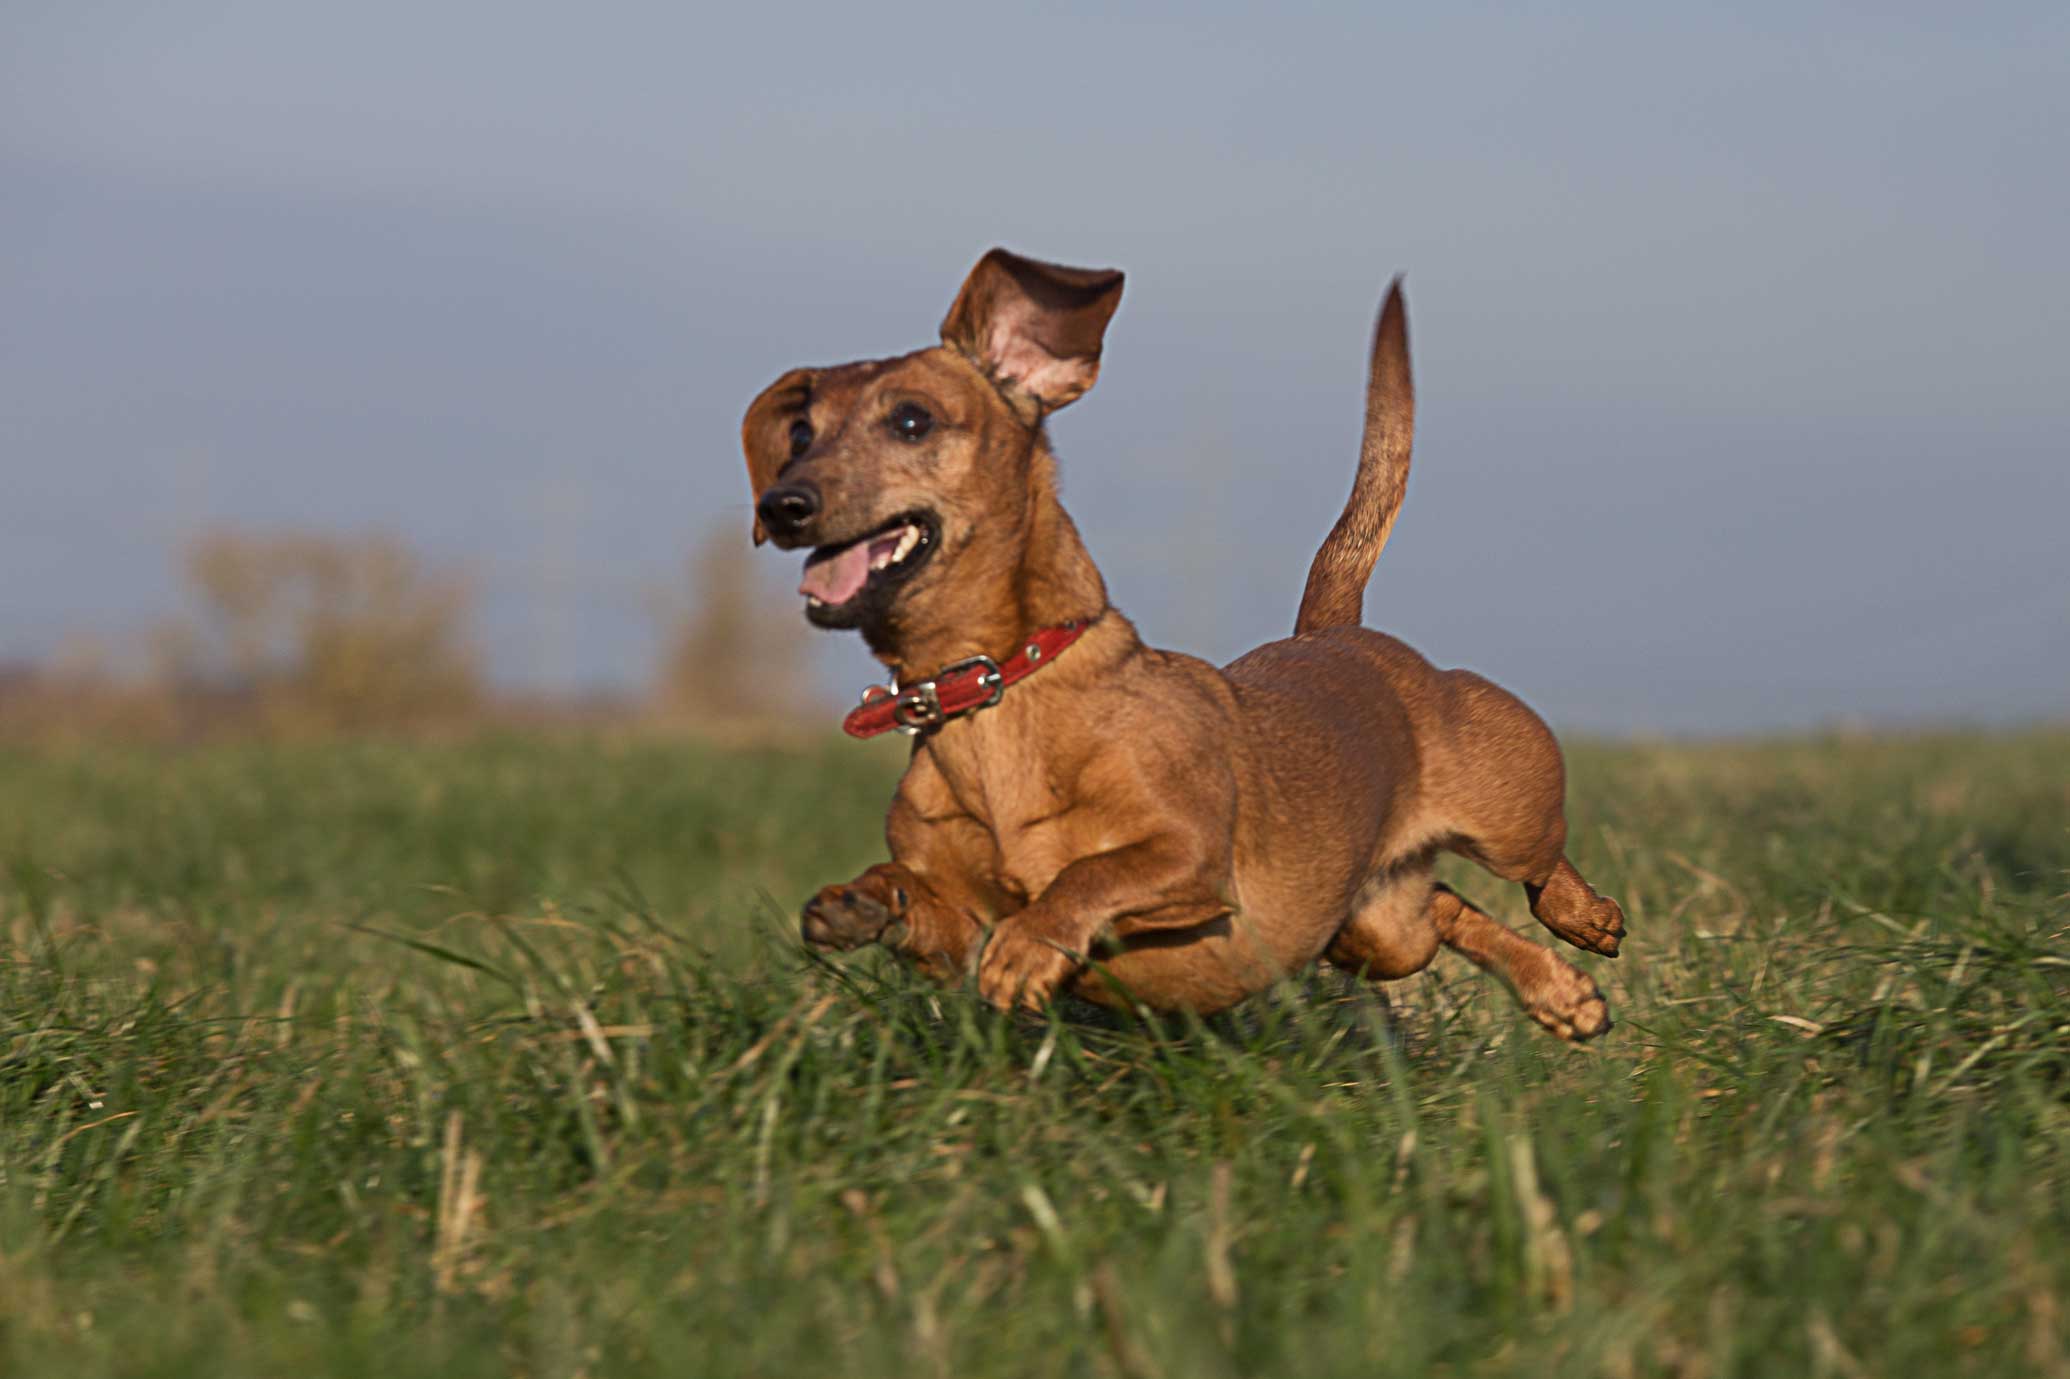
756,483,820,543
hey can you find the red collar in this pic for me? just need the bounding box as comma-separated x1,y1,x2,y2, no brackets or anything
843,619,1091,739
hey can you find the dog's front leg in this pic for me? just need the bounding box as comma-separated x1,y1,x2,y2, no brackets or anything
800,860,988,983
977,836,1232,1011
800,861,918,952
800,765,997,980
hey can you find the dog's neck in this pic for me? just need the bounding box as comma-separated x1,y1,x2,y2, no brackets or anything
870,446,1112,685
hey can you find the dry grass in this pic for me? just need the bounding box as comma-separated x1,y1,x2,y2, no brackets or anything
2,729,2066,1377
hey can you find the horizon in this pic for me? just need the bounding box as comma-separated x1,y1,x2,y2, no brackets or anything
5,3,2065,735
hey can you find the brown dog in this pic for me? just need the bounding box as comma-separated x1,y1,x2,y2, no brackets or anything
742,249,1624,1039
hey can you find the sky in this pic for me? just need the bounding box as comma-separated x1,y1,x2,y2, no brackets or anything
3,1,2065,734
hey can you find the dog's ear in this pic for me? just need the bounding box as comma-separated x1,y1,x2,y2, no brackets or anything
940,248,1124,412
741,368,815,545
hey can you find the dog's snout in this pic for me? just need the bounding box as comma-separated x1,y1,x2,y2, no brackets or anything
757,483,821,539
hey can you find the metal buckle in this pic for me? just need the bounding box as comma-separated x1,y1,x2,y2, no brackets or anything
941,654,1004,709
891,680,943,734
881,655,1002,736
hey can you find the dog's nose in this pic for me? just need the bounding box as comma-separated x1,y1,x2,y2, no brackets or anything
756,483,820,538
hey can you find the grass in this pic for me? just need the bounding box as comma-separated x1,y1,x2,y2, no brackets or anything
2,728,2066,1377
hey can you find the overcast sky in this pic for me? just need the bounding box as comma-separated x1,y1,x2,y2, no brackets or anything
4,1,2065,733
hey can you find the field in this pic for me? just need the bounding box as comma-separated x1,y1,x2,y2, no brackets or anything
3,729,2067,1377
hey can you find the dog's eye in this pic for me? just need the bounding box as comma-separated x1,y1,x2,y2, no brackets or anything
787,419,813,458
888,402,934,442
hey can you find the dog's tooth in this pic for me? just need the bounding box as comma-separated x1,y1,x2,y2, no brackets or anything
893,526,919,562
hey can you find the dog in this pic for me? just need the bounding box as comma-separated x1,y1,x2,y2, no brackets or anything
741,249,1625,1039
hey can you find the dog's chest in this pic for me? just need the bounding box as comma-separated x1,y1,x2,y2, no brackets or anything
922,732,1087,906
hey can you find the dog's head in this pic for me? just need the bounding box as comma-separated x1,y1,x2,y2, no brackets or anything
741,248,1123,648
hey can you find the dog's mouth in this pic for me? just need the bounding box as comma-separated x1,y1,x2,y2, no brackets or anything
798,510,939,626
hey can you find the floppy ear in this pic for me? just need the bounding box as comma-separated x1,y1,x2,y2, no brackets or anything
740,368,815,545
940,248,1124,412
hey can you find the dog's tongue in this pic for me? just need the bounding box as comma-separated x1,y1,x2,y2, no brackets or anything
799,542,874,605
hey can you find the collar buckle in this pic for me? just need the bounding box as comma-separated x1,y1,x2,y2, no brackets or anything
890,680,942,734
885,653,1002,735
942,654,1004,708
842,618,1094,741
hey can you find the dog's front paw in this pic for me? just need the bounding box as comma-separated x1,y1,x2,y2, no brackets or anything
977,924,1081,1011
801,879,906,952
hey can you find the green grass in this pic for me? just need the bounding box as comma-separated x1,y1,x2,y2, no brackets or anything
3,729,2067,1378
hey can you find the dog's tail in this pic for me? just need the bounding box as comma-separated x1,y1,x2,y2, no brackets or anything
1294,278,1414,635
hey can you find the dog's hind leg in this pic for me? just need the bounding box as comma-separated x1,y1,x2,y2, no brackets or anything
1327,872,1610,1041
1325,860,1442,980
1418,670,1627,960
1428,885,1611,1041
1451,828,1626,959
1523,857,1626,958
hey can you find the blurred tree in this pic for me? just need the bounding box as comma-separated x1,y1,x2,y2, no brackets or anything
653,524,820,730
175,530,482,732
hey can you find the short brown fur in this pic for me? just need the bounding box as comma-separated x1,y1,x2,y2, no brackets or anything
746,248,1626,1039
